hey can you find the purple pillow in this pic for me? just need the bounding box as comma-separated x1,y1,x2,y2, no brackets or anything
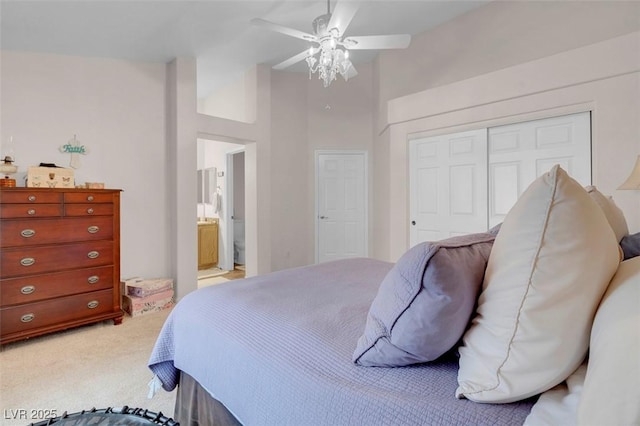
353,233,495,367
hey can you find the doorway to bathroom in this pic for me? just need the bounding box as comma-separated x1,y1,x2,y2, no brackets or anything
196,139,246,287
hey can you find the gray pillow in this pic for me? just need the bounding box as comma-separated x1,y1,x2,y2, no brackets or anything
353,233,495,367
621,232,640,260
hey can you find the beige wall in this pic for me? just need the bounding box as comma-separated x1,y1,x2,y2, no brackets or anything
166,58,199,299
270,71,310,270
375,0,640,134
198,70,255,123
0,51,173,284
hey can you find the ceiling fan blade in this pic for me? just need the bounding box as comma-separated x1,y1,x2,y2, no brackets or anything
251,18,317,42
327,1,360,36
342,34,411,50
342,62,358,81
273,48,318,70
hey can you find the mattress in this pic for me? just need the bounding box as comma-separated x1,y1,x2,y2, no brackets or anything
149,258,535,425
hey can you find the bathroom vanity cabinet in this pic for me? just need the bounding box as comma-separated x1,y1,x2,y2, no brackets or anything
198,219,218,270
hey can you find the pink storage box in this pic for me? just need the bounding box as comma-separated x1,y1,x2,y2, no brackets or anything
127,278,174,298
122,289,174,317
120,276,144,296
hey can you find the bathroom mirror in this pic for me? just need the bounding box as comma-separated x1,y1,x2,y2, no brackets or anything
197,167,217,204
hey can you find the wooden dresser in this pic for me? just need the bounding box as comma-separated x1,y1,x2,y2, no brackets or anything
0,188,123,345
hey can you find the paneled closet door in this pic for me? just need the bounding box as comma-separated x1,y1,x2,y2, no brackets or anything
408,112,591,248
409,129,488,247
488,112,591,228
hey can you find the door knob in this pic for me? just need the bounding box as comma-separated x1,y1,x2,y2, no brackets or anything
411,220,416,226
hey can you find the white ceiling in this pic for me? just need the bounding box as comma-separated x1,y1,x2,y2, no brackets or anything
0,0,487,98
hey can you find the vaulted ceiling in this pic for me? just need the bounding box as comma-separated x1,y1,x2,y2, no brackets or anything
0,1,487,98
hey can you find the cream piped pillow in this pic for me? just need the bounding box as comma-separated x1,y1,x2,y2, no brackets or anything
577,257,640,425
456,165,620,403
585,185,629,242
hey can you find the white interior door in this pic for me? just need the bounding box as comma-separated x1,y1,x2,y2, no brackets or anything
409,129,488,247
223,148,245,272
316,152,367,263
488,111,591,227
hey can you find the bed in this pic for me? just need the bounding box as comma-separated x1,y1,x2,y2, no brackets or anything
149,258,535,425
149,166,640,425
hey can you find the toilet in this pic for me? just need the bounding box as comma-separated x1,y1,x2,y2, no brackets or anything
233,220,245,265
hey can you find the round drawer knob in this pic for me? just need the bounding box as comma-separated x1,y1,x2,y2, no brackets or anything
28,195,36,202
21,229,36,238
87,275,100,284
87,300,99,309
21,313,35,323
87,251,99,259
20,285,36,295
87,225,99,234
27,209,36,215
87,195,94,201
20,257,35,267
87,208,94,214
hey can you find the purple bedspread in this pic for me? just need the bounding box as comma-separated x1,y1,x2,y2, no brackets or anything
149,258,535,425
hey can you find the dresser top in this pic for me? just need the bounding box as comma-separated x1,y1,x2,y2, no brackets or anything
0,187,122,192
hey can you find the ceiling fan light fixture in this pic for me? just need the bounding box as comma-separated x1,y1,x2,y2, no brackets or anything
253,0,410,88
306,38,351,88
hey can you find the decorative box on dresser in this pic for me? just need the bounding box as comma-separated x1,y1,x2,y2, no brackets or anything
0,188,123,345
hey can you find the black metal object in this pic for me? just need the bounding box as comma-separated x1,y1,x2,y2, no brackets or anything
28,406,179,426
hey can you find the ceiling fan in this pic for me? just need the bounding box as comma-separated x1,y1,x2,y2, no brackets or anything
251,0,411,87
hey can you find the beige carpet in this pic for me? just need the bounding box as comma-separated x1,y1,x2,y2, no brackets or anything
198,275,230,288
197,267,229,279
0,308,176,425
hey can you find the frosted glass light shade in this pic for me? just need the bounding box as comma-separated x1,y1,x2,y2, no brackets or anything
618,155,640,190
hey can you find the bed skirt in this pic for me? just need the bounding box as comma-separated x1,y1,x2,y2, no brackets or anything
175,371,242,426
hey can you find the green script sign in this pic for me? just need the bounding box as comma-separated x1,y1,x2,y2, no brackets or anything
60,143,87,154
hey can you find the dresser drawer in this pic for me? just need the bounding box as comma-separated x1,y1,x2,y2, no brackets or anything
1,266,114,306
64,192,114,203
64,203,113,217
1,217,113,248
1,289,114,335
1,241,114,278
0,191,62,204
0,203,62,219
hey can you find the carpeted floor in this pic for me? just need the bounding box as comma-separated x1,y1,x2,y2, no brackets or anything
198,275,230,288
0,308,176,425
198,265,245,288
197,266,229,279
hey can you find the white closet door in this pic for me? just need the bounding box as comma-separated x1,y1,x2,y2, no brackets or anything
488,112,591,228
409,129,488,247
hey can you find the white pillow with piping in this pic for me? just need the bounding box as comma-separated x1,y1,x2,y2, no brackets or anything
577,256,640,425
585,185,629,242
456,165,620,403
524,362,587,426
